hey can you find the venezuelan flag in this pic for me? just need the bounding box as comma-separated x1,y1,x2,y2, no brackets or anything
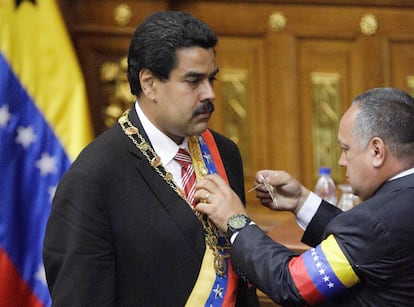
288,234,361,305
0,1,93,306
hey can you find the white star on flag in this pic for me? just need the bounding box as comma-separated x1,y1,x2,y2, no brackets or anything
36,153,57,176
316,261,322,268
213,283,224,299
16,125,37,148
0,104,12,127
203,153,213,164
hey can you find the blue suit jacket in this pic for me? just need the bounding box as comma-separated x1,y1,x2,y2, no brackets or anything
231,173,414,306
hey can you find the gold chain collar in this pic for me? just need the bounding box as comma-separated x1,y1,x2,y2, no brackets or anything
118,109,231,276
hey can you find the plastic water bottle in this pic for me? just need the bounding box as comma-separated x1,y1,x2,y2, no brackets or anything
315,167,338,205
337,184,354,211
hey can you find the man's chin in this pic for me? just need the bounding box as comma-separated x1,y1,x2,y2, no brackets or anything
190,122,209,136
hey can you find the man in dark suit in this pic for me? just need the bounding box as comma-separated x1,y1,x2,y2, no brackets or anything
195,87,414,306
43,11,258,307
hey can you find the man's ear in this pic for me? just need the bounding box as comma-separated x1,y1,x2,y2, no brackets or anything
371,137,386,167
139,69,156,100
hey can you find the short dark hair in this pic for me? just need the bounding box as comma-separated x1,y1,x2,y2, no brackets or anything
127,11,218,97
352,87,414,164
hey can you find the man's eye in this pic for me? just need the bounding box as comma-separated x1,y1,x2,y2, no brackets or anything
187,79,199,85
209,76,217,84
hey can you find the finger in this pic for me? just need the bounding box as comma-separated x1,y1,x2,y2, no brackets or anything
204,174,228,192
195,201,209,214
194,188,208,203
255,189,272,200
196,174,219,191
263,198,279,210
256,170,274,182
261,170,291,188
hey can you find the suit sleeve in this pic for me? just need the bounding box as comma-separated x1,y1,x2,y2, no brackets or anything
302,200,342,247
231,203,397,306
43,165,116,306
232,224,362,306
232,225,306,306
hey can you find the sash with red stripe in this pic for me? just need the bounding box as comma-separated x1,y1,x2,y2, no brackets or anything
185,129,238,307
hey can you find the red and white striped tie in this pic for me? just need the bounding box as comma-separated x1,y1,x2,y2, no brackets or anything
174,148,197,206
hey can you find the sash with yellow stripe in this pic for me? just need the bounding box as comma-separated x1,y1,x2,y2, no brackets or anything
186,129,238,307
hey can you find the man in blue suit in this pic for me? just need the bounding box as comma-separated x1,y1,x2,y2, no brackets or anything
196,87,414,306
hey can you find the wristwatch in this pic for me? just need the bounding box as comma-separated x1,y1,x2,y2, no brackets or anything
227,214,251,239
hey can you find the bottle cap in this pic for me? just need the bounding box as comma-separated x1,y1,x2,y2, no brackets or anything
319,167,331,175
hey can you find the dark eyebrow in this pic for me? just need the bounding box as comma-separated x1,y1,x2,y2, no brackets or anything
184,68,219,79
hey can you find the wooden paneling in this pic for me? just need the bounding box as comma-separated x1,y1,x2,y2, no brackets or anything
74,34,130,134
390,41,414,90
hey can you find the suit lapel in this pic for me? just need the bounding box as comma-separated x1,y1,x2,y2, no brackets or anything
124,108,205,259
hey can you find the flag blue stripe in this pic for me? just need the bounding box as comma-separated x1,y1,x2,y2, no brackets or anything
198,135,228,306
302,245,346,299
0,53,70,306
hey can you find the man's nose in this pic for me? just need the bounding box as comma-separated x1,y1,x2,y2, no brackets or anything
200,80,215,101
338,152,346,167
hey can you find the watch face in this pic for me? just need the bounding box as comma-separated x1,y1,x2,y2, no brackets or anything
229,214,248,229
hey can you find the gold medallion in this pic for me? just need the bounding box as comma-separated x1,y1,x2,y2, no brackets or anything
126,126,138,135
214,253,227,277
151,156,161,167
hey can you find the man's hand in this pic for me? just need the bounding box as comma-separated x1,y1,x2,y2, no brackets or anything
253,170,310,214
194,174,247,233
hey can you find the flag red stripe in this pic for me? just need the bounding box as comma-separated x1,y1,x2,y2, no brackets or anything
288,255,324,305
0,247,43,307
201,130,228,184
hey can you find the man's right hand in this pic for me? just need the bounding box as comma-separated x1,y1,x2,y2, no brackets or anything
254,170,310,215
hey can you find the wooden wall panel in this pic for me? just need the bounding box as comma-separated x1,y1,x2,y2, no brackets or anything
75,35,131,134
390,41,414,93
298,39,358,186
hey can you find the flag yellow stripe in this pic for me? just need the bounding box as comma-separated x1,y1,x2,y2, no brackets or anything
185,245,216,306
321,235,360,288
0,0,93,160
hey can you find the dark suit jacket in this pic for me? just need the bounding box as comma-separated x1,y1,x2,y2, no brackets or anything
43,110,259,307
231,173,414,306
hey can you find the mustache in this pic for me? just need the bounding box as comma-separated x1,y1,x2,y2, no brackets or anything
193,100,215,116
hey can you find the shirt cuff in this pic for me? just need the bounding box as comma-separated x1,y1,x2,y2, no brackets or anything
296,192,321,230
230,221,256,244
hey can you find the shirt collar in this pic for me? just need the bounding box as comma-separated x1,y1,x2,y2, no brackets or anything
390,167,414,181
